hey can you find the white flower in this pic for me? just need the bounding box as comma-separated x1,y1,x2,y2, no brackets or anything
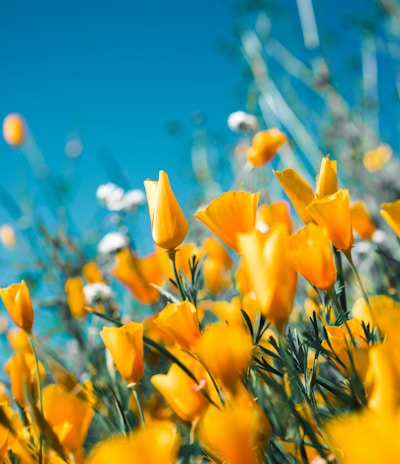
121,189,146,210
96,183,124,211
83,283,114,305
227,111,259,132
372,229,386,244
98,232,129,254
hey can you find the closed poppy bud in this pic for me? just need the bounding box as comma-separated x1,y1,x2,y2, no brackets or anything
43,384,94,452
0,281,34,333
196,323,253,390
144,170,188,250
274,169,314,224
315,156,338,198
238,225,297,331
350,201,376,240
151,363,209,423
288,223,336,290
194,191,260,252
307,189,354,252
82,262,104,283
65,277,86,319
246,129,286,167
381,199,400,237
154,301,201,351
3,113,25,146
100,322,144,385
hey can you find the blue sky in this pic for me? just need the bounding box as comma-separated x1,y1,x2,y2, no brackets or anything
0,0,242,242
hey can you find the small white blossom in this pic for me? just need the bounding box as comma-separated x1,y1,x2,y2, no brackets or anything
84,283,114,305
98,231,129,254
372,229,386,244
227,111,259,132
121,189,146,210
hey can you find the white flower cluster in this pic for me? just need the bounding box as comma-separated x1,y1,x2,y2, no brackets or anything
96,182,145,212
227,111,259,132
98,231,129,254
83,283,114,305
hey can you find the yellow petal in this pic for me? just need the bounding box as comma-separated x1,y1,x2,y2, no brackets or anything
246,129,286,167
0,281,34,332
315,155,338,198
274,169,314,224
350,201,376,241
194,191,260,252
381,199,400,237
307,189,354,252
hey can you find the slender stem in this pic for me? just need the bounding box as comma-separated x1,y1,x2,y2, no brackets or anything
168,249,186,301
29,334,43,464
129,386,146,428
333,247,348,314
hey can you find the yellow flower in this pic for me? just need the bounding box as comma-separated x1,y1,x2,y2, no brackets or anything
151,363,209,423
0,281,34,333
144,170,188,250
363,144,392,172
238,225,297,331
197,386,271,464
194,191,260,252
288,223,336,290
306,189,354,252
246,129,286,167
100,322,144,385
82,262,104,283
350,201,376,241
196,323,253,390
153,301,201,351
7,328,32,353
315,156,338,198
381,199,400,237
0,224,15,248
2,113,25,146
202,237,233,295
87,421,180,464
4,352,46,407
43,384,94,452
0,402,13,457
273,168,315,223
65,277,86,319
256,200,293,234
112,248,162,305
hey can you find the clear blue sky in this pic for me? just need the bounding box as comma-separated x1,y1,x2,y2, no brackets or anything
0,0,242,240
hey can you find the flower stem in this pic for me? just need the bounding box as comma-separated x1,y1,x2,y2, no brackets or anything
168,249,186,301
129,385,146,428
333,247,348,314
29,334,43,464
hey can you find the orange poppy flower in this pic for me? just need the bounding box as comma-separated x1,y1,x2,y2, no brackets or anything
0,281,34,333
3,113,25,146
381,199,400,237
246,129,286,167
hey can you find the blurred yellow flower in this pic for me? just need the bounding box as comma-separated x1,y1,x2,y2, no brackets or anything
100,322,144,385
288,223,336,290
0,281,34,333
65,277,87,319
0,224,15,248
246,128,286,167
256,200,293,234
112,248,162,305
381,199,400,237
194,191,260,252
350,201,376,241
363,144,392,172
238,225,297,331
151,363,209,423
7,328,32,353
87,421,180,464
144,170,188,251
153,301,201,351
307,189,354,252
197,387,271,464
2,113,25,146
82,262,104,283
196,323,253,390
202,237,233,295
4,352,46,407
43,384,94,452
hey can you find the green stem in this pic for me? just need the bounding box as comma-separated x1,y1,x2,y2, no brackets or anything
333,247,348,314
168,249,186,301
29,334,43,464
129,386,146,428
